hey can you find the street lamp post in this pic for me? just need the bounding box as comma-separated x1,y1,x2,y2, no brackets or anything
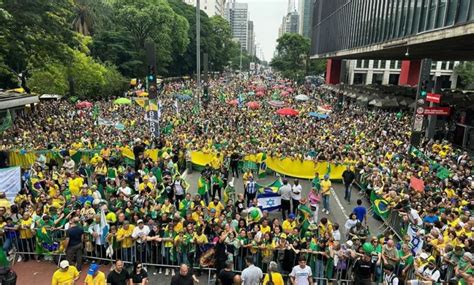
196,0,201,104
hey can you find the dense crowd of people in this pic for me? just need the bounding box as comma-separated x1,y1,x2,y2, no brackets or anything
0,74,472,285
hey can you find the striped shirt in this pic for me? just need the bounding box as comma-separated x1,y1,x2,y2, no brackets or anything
246,181,257,194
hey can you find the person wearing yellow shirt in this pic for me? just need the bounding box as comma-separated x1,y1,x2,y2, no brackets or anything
260,219,271,234
117,221,135,262
161,199,173,214
282,214,296,234
320,175,332,214
51,260,80,285
262,261,284,285
208,197,224,217
68,173,84,196
210,153,222,170
84,263,106,285
138,177,154,193
0,193,11,213
19,212,34,262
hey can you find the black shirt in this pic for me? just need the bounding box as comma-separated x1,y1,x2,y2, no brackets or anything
107,269,131,285
170,273,194,285
131,269,148,283
66,226,84,248
218,269,235,285
353,259,372,279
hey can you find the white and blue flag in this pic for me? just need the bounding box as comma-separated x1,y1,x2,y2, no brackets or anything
257,191,281,212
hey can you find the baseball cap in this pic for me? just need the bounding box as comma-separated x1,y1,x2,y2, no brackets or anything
137,219,144,224
88,263,99,275
280,233,287,239
60,260,70,269
419,252,429,260
288,213,295,219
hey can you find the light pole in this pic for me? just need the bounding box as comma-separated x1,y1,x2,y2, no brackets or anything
196,0,201,104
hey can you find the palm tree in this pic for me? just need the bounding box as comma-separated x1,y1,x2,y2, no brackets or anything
72,0,94,36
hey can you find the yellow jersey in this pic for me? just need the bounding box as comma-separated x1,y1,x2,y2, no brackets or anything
51,266,79,285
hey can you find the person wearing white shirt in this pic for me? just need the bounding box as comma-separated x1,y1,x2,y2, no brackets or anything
117,180,132,197
291,179,302,214
88,215,107,260
290,256,313,285
132,219,150,263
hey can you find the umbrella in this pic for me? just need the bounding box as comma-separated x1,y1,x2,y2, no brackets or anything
114,98,132,105
295,94,309,101
246,101,261,109
176,94,191,101
256,91,265,97
227,99,238,106
286,88,294,93
317,105,333,113
247,91,255,96
281,91,289,97
309,112,329,119
267,100,286,108
276,108,299,116
76,101,93,109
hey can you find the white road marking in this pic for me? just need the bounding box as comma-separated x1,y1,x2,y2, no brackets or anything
331,188,349,219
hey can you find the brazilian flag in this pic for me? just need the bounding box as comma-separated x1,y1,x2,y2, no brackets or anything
256,178,282,194
370,191,389,219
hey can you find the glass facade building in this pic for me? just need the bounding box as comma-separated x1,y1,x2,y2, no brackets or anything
311,0,474,57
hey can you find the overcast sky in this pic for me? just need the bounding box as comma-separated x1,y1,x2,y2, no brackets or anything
245,0,289,61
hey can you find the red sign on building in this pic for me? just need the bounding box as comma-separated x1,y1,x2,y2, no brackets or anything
426,93,441,103
424,107,451,116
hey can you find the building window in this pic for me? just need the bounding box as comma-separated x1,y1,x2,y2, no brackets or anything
448,61,454,70
432,61,438,69
363,60,369,68
356,59,362,68
373,60,380,69
441,61,447,70
390,60,396,69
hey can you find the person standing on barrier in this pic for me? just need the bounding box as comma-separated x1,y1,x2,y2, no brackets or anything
64,217,84,271
278,179,292,220
289,255,313,285
241,256,263,285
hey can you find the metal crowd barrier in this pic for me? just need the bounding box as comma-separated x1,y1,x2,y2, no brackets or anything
2,228,361,284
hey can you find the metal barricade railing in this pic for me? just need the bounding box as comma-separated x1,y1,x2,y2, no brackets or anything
5,228,366,284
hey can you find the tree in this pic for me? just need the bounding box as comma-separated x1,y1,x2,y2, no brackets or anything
455,62,474,88
0,0,78,90
271,33,311,82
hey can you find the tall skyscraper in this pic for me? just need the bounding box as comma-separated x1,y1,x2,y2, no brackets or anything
247,21,256,57
298,0,312,38
278,0,299,37
183,0,226,17
225,0,249,51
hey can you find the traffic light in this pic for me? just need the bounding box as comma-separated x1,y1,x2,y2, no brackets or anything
148,65,156,85
420,80,429,97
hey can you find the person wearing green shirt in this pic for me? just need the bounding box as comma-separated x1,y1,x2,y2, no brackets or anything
312,172,321,191
399,244,414,278
197,176,210,205
179,193,192,218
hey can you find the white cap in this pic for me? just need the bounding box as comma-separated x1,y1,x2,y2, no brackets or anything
60,260,70,269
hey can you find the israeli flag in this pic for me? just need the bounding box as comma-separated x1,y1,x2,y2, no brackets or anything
257,191,281,212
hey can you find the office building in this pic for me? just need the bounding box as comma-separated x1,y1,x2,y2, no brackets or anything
298,0,312,38
225,0,249,51
183,0,226,17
